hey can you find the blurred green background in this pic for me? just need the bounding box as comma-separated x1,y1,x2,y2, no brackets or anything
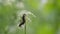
0,0,60,34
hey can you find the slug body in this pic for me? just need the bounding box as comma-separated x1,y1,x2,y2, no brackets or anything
19,14,26,27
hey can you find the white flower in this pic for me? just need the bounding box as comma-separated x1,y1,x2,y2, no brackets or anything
3,0,15,5
16,2,24,9
17,10,36,17
17,10,36,28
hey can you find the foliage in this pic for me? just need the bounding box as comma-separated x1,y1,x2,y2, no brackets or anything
0,0,60,34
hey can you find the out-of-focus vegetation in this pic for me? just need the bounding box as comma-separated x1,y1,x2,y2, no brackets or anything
0,0,60,34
